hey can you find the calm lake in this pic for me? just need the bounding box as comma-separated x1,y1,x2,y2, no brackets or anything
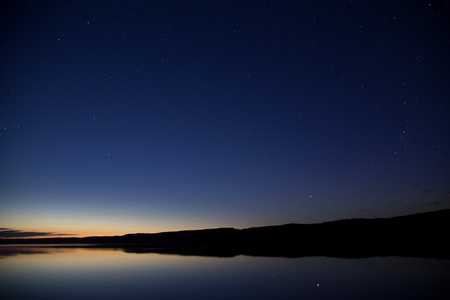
1,246,449,300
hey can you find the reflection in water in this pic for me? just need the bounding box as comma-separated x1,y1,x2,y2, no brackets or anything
1,246,449,300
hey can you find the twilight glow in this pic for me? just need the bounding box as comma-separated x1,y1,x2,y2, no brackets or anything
1,1,449,238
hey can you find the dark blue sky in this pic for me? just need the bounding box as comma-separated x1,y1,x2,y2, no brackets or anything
1,1,449,237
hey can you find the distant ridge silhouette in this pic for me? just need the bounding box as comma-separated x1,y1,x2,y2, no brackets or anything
2,209,449,259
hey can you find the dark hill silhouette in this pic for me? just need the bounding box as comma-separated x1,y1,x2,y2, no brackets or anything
1,209,449,258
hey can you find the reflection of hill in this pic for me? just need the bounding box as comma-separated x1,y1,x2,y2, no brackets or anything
2,209,449,259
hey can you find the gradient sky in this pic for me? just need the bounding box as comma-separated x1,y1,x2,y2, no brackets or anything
1,0,449,238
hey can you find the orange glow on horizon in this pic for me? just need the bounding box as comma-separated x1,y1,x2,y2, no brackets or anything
1,222,250,240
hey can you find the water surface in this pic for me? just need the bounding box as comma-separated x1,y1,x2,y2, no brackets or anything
1,246,449,299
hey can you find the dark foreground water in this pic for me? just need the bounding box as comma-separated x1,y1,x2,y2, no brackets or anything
1,246,449,300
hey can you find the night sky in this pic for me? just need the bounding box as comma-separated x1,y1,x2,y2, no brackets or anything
1,1,449,238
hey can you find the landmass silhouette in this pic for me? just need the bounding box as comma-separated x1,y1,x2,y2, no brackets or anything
1,209,449,259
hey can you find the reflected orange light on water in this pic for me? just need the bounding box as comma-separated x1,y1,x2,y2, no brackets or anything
0,246,223,274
